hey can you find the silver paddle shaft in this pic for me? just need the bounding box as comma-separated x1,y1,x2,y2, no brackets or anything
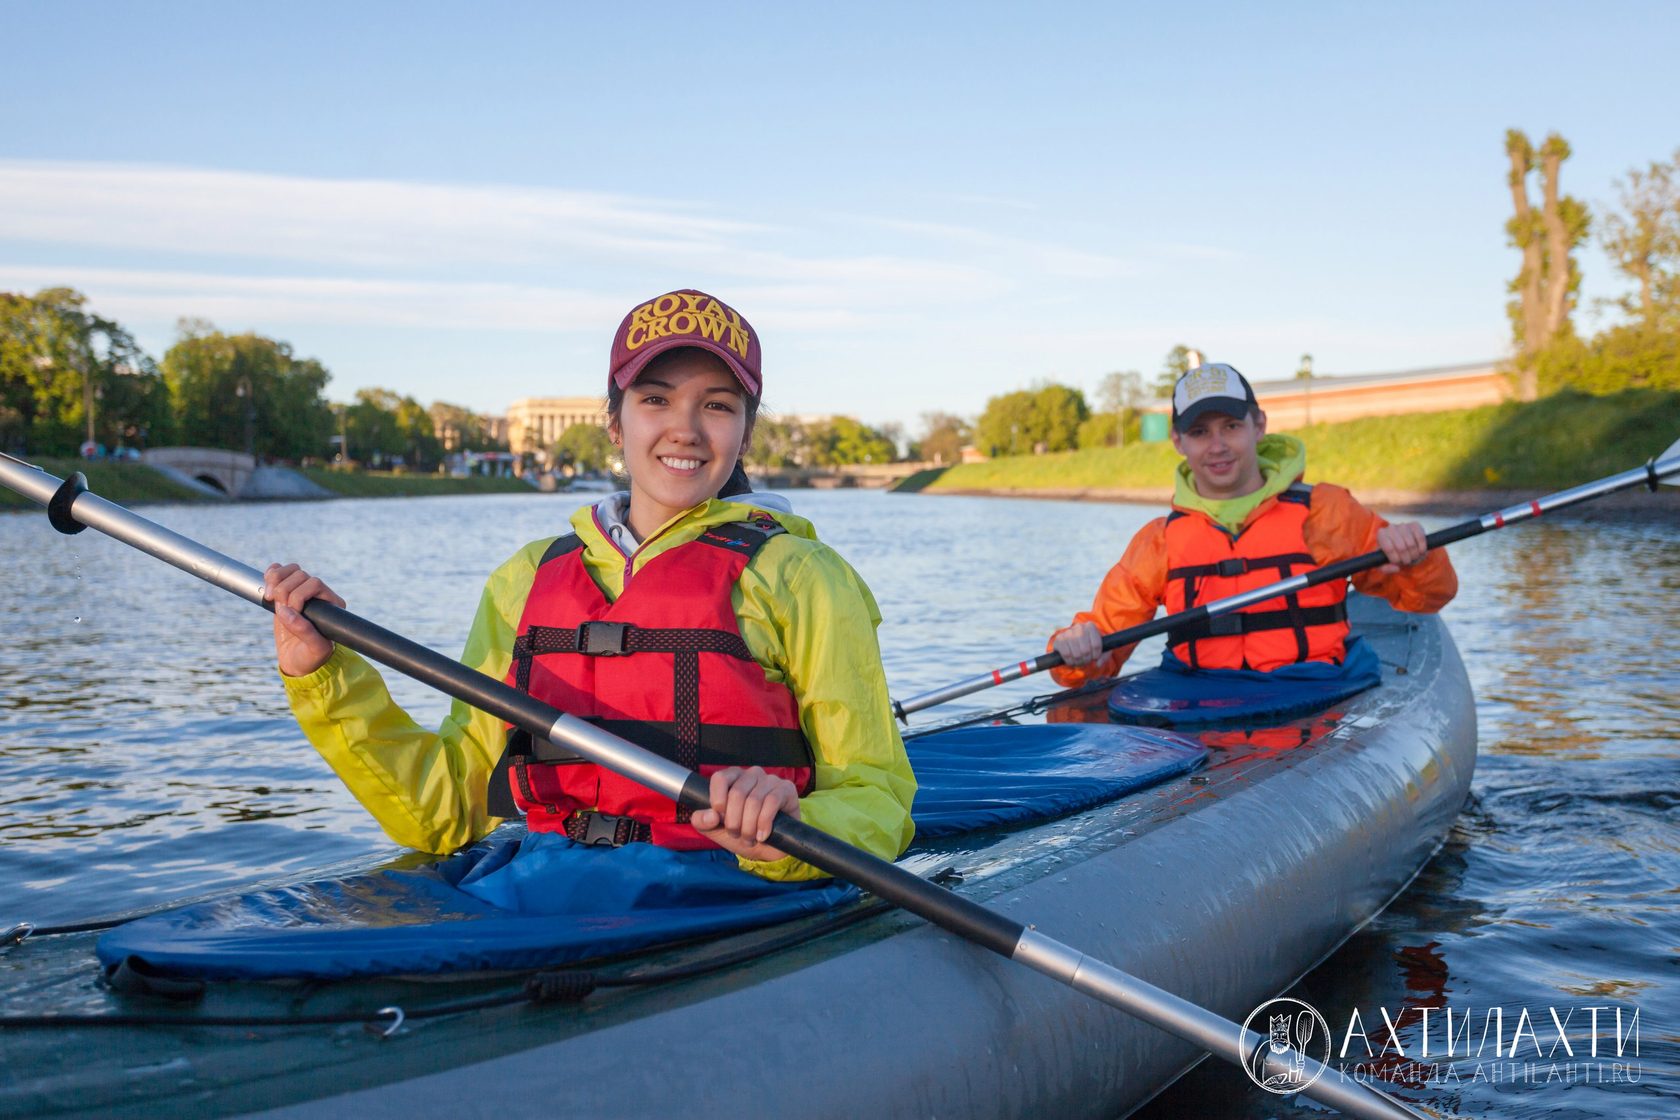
1017,930,1420,1119
0,456,695,798
1475,453,1680,530
0,457,270,606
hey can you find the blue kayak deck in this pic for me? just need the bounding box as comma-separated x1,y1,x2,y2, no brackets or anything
94,724,1206,980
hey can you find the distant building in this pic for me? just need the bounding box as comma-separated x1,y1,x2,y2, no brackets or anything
1145,361,1510,431
507,396,606,458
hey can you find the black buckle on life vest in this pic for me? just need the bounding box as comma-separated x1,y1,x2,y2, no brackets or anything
1215,558,1248,577
577,621,631,656
568,811,650,847
1207,613,1246,636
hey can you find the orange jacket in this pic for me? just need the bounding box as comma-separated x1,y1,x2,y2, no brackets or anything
1048,482,1457,688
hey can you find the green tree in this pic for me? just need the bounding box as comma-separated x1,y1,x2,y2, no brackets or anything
1152,345,1202,398
1505,129,1591,398
0,287,171,456
1536,325,1680,395
803,416,895,466
553,422,613,472
340,387,438,467
430,402,506,452
1029,382,1089,452
393,394,442,469
1599,148,1680,331
1094,369,1144,446
974,389,1037,457
915,410,971,464
162,324,335,459
1077,412,1118,449
975,382,1089,456
744,415,806,469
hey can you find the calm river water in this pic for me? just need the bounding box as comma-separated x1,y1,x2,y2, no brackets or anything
1,488,1675,1118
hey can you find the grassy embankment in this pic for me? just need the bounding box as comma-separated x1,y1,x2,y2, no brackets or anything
0,459,534,510
0,458,208,510
898,390,1680,497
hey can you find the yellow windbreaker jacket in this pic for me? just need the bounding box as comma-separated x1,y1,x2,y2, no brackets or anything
281,497,918,882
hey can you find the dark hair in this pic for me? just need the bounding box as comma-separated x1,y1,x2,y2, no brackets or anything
717,461,754,498
605,348,760,498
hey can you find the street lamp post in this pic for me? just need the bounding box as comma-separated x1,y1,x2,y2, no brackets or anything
77,350,106,457
82,355,96,447
1296,353,1314,427
234,375,255,457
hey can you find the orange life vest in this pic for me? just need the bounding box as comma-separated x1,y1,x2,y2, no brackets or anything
1162,485,1349,672
488,513,814,849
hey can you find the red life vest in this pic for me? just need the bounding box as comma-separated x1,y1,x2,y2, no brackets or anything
488,513,815,849
1162,485,1349,672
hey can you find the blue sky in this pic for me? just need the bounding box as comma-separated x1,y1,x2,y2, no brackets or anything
4,1,1676,433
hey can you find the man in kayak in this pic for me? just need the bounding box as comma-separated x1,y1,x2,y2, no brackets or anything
1047,362,1456,686
264,289,915,908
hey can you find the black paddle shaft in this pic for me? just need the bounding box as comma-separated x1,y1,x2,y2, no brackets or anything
892,451,1678,718
1001,518,1488,677
1080,517,1486,659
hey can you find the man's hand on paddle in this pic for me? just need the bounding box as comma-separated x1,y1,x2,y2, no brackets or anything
1051,620,1104,667
264,563,346,677
1375,522,1429,574
693,766,801,863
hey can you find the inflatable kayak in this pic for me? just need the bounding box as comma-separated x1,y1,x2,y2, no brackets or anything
0,593,1474,1119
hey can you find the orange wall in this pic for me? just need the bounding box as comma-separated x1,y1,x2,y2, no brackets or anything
1258,371,1510,430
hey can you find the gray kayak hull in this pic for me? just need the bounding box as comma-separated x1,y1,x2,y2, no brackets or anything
250,596,1475,1119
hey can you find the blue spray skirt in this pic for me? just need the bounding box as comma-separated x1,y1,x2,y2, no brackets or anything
1105,637,1382,728
95,723,1205,980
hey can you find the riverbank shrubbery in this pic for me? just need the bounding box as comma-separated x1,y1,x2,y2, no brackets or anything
912,390,1680,496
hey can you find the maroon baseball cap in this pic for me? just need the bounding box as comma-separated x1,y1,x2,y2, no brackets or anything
608,289,762,396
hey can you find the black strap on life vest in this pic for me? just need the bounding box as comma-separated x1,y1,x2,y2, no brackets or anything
1167,601,1348,647
1166,552,1316,582
1167,550,1321,668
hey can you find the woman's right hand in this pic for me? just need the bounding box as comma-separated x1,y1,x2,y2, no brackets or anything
1051,620,1103,666
264,563,347,677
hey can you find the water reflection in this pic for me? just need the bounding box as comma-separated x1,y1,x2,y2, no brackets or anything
2,490,1678,1119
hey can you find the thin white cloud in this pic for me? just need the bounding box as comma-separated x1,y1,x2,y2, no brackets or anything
0,263,976,337
0,161,758,270
0,160,1008,320
0,265,627,331
1152,242,1247,263
840,214,1136,280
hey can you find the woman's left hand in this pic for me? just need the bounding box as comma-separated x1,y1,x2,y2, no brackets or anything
692,766,801,863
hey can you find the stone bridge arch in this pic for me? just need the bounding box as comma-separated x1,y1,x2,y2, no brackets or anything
141,447,256,498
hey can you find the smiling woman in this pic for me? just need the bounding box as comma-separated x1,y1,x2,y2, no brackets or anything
264,288,916,914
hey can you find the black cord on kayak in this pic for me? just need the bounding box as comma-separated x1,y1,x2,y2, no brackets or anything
1,914,133,949
901,676,1119,740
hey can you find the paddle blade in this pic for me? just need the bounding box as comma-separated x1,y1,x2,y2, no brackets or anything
1660,438,1680,486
